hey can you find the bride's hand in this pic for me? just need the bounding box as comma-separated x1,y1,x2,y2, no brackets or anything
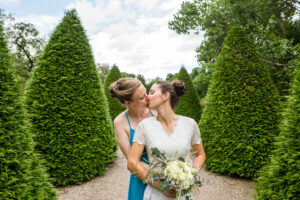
162,189,176,198
147,179,175,198
151,168,163,174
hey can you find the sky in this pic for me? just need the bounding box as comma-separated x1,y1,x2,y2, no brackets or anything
0,0,204,81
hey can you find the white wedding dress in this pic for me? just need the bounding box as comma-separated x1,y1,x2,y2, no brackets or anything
133,115,202,200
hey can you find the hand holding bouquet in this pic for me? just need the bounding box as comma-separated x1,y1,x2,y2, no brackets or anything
147,147,202,200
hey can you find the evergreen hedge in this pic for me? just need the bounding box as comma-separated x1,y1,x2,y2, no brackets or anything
199,26,280,178
175,67,202,122
255,49,300,200
0,24,56,199
103,65,125,120
25,10,117,186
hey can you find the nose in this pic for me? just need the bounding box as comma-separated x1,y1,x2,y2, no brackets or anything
145,95,150,102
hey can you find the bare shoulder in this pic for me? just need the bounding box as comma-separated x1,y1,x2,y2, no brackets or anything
113,111,131,139
113,112,127,127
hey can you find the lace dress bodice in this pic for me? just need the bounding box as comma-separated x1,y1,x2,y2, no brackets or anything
133,115,202,200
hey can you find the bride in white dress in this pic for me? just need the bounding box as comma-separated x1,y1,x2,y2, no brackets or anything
128,80,206,200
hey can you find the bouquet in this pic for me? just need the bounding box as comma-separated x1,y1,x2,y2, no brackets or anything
146,147,202,200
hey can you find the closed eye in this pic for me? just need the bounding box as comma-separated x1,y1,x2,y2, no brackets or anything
139,94,146,100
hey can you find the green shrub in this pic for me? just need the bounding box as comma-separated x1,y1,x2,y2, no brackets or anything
104,65,125,120
0,24,56,199
175,67,202,122
25,10,116,186
255,49,300,200
199,26,280,178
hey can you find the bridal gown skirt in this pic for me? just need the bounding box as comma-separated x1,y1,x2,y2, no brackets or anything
143,185,189,200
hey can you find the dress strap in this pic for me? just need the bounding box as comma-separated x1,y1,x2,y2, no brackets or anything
125,111,132,130
149,109,154,117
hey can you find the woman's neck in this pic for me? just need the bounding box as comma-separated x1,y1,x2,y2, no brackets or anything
127,107,149,119
156,104,177,125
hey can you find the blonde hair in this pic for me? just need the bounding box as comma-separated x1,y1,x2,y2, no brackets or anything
108,77,141,104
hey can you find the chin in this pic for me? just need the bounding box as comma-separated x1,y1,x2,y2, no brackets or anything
141,104,148,109
148,104,155,109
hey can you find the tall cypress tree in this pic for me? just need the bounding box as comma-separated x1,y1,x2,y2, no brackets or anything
175,66,202,122
255,50,300,200
0,24,56,199
104,64,125,120
199,26,280,178
25,10,116,186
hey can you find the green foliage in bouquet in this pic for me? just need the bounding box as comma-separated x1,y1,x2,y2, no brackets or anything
103,64,125,120
25,9,117,186
255,48,300,200
175,67,202,122
199,26,280,178
148,147,202,200
0,24,56,199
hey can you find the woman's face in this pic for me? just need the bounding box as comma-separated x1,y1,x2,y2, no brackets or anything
148,84,166,109
129,85,148,108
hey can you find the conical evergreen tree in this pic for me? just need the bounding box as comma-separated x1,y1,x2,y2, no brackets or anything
25,10,117,186
0,24,56,199
199,26,280,178
104,64,125,120
255,50,300,200
175,66,202,122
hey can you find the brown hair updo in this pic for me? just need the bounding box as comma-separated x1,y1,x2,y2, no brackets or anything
155,80,186,109
108,78,141,104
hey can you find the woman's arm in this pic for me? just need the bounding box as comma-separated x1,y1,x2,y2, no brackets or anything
127,143,163,189
114,116,131,159
192,142,206,169
191,119,205,169
127,142,147,178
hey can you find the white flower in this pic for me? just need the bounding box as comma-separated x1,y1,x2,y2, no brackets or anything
183,180,191,189
178,172,186,181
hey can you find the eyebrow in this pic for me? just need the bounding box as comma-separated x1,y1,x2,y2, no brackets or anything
139,94,146,98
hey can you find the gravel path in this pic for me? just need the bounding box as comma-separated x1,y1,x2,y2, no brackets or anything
56,149,255,200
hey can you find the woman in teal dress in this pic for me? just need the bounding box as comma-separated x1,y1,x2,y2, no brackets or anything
108,77,155,200
126,111,154,199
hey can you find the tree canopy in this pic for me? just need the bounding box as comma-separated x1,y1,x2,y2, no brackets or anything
25,10,116,186
0,9,45,88
0,24,55,199
199,26,280,178
169,0,300,98
175,67,202,122
255,46,300,200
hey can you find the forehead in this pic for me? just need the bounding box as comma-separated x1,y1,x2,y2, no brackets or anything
150,84,160,91
133,85,146,97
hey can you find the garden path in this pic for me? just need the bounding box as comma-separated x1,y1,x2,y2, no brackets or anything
57,149,255,200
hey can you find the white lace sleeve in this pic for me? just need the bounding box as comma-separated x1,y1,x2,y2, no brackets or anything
133,121,146,145
191,119,202,145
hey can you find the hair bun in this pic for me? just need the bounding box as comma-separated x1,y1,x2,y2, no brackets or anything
108,82,118,97
172,80,186,97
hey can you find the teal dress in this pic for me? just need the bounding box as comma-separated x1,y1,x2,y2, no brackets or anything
126,111,153,200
